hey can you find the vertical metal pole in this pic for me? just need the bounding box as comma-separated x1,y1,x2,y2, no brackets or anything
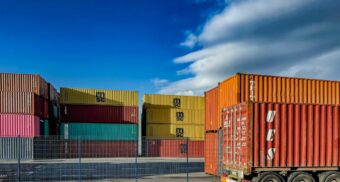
135,127,138,182
78,137,81,182
186,137,189,182
17,135,21,182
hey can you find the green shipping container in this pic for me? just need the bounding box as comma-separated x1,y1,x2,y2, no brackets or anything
60,123,138,141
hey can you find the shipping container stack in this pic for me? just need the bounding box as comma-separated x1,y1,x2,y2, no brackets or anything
204,73,340,179
204,87,220,176
142,94,205,157
60,88,139,158
0,73,59,160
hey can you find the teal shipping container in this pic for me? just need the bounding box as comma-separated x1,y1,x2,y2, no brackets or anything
60,123,138,141
40,120,49,136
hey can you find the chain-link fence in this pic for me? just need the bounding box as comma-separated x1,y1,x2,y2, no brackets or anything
0,136,218,182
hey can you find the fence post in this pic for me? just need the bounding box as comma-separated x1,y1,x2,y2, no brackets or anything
17,135,21,182
78,137,81,182
135,130,138,182
186,137,189,182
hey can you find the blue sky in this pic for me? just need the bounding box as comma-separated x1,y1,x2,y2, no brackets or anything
0,0,223,97
1,0,340,98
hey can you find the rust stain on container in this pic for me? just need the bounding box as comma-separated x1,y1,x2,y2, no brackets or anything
222,102,340,175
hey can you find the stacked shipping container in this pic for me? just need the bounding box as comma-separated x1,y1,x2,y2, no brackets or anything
142,94,204,157
204,73,340,181
0,73,59,159
60,88,138,157
204,87,220,175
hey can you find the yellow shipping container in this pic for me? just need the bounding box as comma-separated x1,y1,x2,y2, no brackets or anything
60,88,138,106
143,94,204,110
146,124,204,140
145,108,204,125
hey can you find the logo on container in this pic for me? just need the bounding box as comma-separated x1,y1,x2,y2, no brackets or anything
266,110,276,160
173,98,181,108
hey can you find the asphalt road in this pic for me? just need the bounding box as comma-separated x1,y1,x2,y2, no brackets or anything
0,158,216,181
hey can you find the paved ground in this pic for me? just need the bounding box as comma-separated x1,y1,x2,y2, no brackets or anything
0,158,218,181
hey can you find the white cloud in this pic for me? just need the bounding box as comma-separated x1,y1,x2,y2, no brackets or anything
180,32,199,48
151,78,169,87
157,0,340,95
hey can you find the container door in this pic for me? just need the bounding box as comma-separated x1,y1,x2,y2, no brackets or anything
222,103,252,173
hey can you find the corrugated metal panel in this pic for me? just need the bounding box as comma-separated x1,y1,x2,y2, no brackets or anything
222,102,340,175
61,141,137,158
143,94,204,110
0,73,48,99
0,92,48,118
145,108,203,125
146,124,204,140
60,122,138,141
60,88,138,106
219,73,340,109
61,105,138,124
205,87,220,131
145,139,204,157
205,132,218,175
219,74,240,110
0,137,34,160
0,114,40,137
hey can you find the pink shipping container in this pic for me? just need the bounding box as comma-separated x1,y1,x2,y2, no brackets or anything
0,73,49,99
0,114,40,137
0,92,48,119
60,105,138,123
222,102,340,181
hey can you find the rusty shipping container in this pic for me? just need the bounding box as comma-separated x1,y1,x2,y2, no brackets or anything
219,73,340,108
61,105,138,124
205,87,219,131
0,114,40,137
0,92,48,119
0,73,49,99
222,102,340,178
205,132,219,176
144,139,204,157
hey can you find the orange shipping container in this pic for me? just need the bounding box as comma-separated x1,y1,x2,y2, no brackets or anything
205,87,219,131
222,102,340,175
0,73,49,99
205,132,219,176
219,73,340,109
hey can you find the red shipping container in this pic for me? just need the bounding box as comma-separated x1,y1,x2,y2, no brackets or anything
0,92,49,119
222,102,340,175
60,105,138,124
145,139,204,158
61,141,137,158
0,114,40,137
205,87,220,131
205,132,219,176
